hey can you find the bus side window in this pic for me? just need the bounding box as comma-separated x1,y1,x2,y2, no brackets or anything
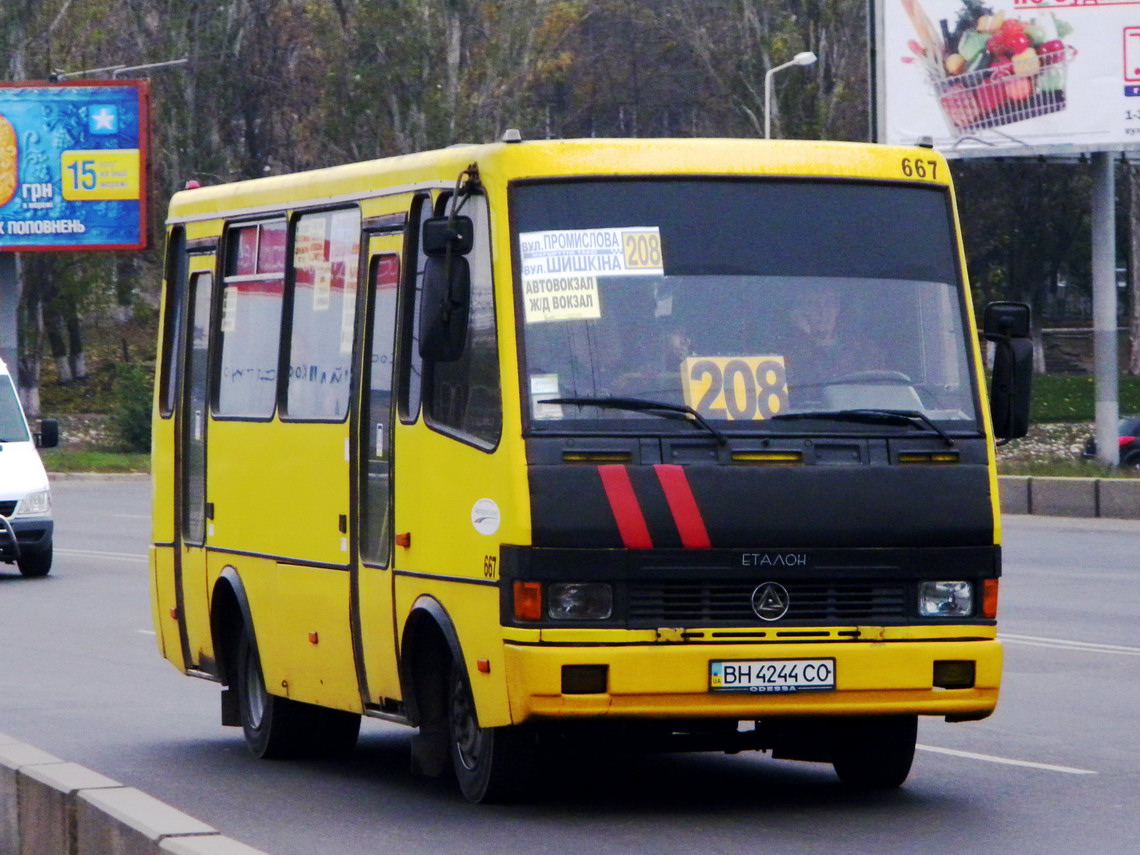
158,226,187,419
284,208,361,421
215,220,287,418
422,194,502,447
398,194,433,423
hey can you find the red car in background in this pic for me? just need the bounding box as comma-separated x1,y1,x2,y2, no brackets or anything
1082,416,1140,470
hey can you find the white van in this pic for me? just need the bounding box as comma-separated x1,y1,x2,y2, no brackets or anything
0,358,57,577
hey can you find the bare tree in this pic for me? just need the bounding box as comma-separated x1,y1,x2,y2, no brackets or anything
667,0,868,141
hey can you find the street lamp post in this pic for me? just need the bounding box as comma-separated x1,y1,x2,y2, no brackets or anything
764,51,818,139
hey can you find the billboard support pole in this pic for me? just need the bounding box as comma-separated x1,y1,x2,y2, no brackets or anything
0,253,18,381
1092,151,1119,468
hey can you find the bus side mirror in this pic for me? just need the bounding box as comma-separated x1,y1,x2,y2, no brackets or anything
983,301,1032,441
422,216,473,257
419,213,475,362
419,255,470,362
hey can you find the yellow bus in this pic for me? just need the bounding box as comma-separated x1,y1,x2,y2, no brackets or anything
150,135,1031,802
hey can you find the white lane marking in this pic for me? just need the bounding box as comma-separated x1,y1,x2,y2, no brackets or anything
56,548,147,562
136,629,156,636
1000,633,1140,657
917,744,1097,775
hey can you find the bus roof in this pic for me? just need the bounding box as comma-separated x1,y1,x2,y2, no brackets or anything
166,137,948,225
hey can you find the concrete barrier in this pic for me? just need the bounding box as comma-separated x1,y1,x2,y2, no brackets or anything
0,741,62,855
1097,478,1140,519
998,476,1030,516
19,762,120,855
0,736,270,855
77,788,217,855
998,475,1140,519
1029,477,1098,518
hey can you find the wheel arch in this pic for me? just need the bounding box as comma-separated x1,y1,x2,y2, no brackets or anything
399,595,466,727
211,565,256,687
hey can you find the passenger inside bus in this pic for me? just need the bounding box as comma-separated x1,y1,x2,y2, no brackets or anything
782,284,883,387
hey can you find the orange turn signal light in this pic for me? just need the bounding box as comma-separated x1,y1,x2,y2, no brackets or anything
513,581,543,622
982,579,999,619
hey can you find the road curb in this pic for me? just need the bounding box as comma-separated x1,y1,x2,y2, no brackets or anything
998,475,1140,519
0,733,269,855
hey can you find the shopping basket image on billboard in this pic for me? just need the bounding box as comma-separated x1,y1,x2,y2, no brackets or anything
931,44,1076,136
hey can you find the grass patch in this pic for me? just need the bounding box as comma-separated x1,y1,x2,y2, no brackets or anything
41,447,149,474
997,459,1139,478
1031,374,1140,422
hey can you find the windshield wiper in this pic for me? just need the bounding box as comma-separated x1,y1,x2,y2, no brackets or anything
539,396,728,445
770,409,956,448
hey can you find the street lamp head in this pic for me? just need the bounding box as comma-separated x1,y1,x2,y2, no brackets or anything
764,49,819,139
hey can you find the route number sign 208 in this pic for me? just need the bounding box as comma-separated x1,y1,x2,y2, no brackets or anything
681,355,789,420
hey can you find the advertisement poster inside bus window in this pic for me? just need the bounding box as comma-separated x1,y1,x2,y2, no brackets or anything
878,0,1140,156
0,80,149,250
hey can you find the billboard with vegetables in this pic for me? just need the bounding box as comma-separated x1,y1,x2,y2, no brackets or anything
878,0,1137,155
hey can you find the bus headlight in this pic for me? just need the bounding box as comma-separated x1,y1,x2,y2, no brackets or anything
15,490,51,518
548,583,613,621
918,581,973,617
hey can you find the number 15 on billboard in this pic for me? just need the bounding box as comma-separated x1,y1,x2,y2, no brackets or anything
61,149,140,201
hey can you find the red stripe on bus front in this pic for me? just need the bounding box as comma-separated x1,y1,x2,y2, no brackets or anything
654,464,712,549
598,465,654,549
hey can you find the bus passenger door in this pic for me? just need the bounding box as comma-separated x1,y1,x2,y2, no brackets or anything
355,238,402,706
176,255,217,671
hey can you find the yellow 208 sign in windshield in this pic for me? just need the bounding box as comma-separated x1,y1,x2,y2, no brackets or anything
681,355,789,420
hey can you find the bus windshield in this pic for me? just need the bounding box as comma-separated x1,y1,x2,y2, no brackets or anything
0,375,30,443
513,179,979,433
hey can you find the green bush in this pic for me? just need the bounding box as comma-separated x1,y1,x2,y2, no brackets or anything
109,364,153,452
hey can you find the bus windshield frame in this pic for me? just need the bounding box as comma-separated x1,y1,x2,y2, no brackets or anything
510,177,983,438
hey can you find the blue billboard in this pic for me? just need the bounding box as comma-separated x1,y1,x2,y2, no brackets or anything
0,81,149,251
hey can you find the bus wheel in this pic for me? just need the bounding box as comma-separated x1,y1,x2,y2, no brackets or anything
236,630,308,759
17,544,52,577
448,661,533,803
830,715,917,789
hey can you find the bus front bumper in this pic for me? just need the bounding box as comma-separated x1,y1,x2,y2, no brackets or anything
502,635,1001,723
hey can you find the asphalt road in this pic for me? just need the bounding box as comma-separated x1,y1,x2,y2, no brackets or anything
0,479,1136,855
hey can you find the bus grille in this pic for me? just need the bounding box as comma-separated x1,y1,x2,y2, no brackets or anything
628,581,908,625
0,501,16,518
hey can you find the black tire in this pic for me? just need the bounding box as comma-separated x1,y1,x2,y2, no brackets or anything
17,543,52,577
830,715,917,789
1122,451,1140,471
235,630,361,760
237,630,306,759
448,661,534,803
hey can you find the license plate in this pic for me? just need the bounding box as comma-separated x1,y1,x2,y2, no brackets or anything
709,658,836,693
